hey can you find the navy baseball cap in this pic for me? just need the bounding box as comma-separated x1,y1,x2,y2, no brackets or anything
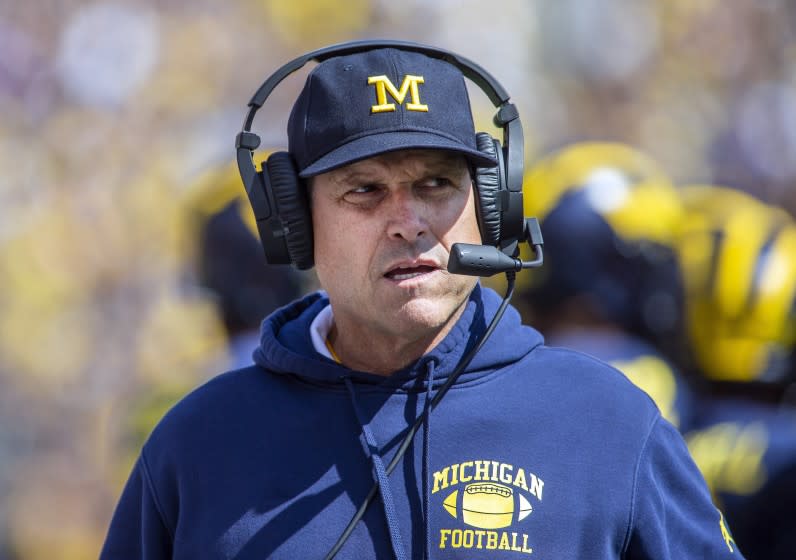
287,48,498,177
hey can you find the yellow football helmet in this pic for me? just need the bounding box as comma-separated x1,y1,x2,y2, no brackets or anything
524,142,683,246
521,142,685,344
184,157,263,240
676,185,796,383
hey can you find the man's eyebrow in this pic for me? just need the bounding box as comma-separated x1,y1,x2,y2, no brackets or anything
424,160,466,175
329,154,467,185
331,169,378,185
416,161,469,181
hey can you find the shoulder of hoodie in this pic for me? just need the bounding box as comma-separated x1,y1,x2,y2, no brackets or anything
141,365,273,461
144,291,329,451
524,342,664,425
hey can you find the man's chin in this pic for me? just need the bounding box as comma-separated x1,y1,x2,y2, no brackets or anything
390,296,468,332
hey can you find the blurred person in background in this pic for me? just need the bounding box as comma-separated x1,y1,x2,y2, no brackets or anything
185,159,311,369
99,42,743,559
519,142,696,433
674,185,796,560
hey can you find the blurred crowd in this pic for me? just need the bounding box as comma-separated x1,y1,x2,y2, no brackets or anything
1,0,795,558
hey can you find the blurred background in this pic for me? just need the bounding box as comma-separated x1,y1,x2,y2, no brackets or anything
1,0,795,558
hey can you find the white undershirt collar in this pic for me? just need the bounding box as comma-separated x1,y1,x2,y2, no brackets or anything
309,303,336,361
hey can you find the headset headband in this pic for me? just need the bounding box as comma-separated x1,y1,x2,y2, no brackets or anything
235,39,524,224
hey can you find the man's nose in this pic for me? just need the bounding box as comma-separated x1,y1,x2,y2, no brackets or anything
385,190,428,242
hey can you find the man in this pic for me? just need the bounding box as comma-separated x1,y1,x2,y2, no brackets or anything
101,45,743,559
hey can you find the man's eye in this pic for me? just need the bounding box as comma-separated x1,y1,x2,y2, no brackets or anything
344,184,381,198
342,184,383,205
420,177,454,189
349,185,377,194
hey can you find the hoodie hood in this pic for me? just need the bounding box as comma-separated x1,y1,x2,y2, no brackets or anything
253,283,543,390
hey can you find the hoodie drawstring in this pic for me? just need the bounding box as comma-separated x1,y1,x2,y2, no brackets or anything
324,281,519,559
422,359,436,560
343,376,408,560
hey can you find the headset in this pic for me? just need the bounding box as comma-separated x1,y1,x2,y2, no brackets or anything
235,39,527,271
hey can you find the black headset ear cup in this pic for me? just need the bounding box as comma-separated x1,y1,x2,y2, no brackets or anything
265,152,314,270
473,132,502,247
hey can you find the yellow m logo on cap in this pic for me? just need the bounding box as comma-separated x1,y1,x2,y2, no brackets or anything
368,75,429,113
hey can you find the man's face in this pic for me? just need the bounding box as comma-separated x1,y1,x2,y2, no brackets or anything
310,149,481,345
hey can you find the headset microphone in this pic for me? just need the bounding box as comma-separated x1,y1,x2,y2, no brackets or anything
448,217,545,276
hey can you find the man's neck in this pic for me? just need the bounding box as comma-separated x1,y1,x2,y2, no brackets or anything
327,304,468,376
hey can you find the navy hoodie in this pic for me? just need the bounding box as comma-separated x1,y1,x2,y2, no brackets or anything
101,285,743,559
544,329,697,433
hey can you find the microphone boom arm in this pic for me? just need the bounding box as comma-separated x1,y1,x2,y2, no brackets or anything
448,217,544,277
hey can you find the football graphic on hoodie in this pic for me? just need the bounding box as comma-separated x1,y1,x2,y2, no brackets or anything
443,482,534,529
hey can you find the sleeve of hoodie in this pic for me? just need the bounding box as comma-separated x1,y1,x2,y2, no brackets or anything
99,453,173,560
624,415,745,559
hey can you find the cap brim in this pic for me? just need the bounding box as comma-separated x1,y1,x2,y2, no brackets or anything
298,130,498,178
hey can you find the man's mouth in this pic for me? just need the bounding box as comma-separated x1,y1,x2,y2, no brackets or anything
384,265,437,281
